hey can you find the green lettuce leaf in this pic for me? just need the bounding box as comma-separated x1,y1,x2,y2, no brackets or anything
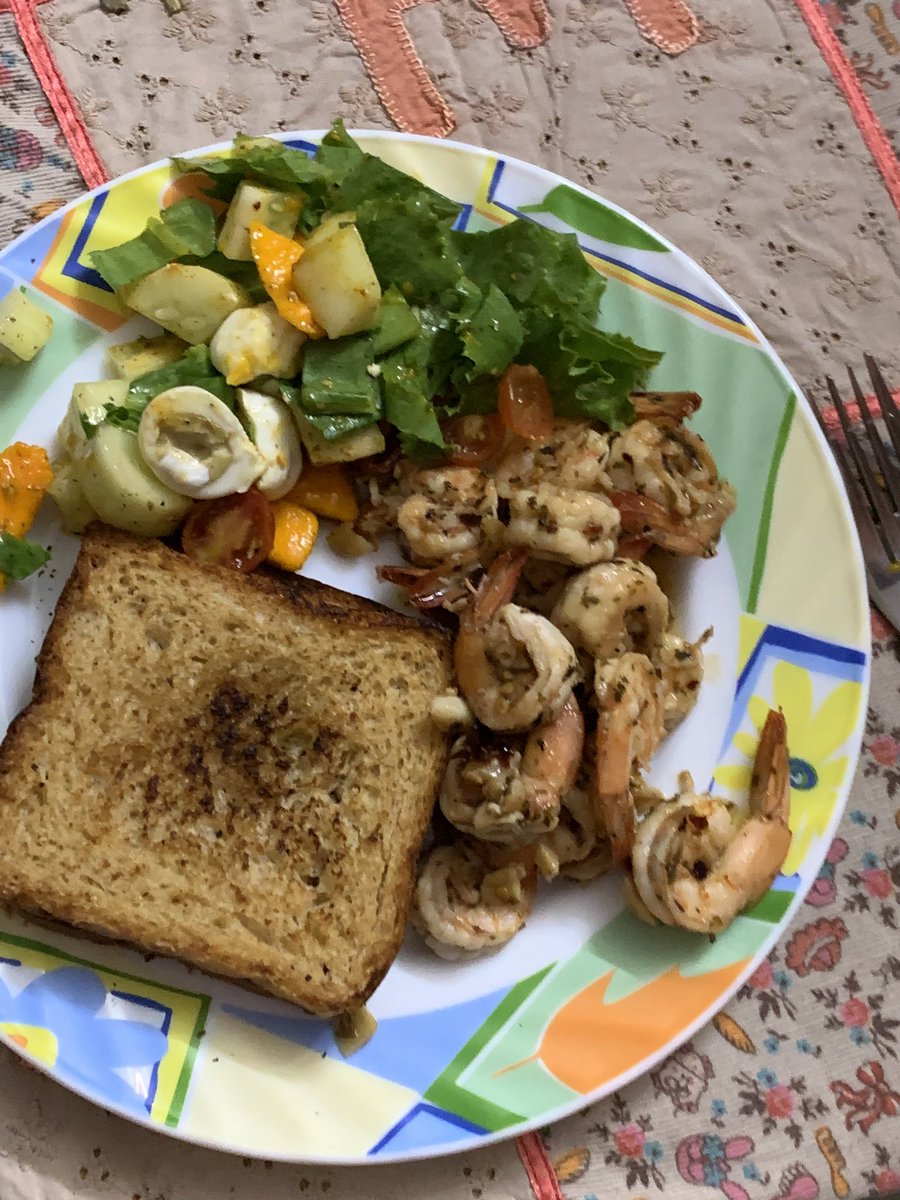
105,345,234,433
90,200,217,291
173,135,331,202
372,286,421,356
300,336,381,417
452,219,605,320
457,282,523,380
278,382,376,441
0,531,50,581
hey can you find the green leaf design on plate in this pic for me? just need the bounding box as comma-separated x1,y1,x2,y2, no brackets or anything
520,184,669,253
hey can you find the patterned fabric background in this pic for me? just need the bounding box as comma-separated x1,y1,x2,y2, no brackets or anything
0,13,80,244
820,0,900,153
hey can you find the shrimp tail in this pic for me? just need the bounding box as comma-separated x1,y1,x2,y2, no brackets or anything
468,548,529,629
609,489,709,557
749,709,790,822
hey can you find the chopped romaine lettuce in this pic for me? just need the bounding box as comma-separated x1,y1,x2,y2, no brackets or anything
104,345,234,433
372,286,421,356
300,336,381,417
278,383,376,441
90,200,217,291
173,135,331,202
456,283,523,380
0,531,50,582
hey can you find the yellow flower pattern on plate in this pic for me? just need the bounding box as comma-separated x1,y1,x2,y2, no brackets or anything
714,662,862,876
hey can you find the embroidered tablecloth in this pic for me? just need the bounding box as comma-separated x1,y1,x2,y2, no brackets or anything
1,2,899,1198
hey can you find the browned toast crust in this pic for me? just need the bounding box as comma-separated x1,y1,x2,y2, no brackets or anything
0,526,452,1014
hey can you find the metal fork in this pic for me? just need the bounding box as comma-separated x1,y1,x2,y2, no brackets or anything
812,355,900,629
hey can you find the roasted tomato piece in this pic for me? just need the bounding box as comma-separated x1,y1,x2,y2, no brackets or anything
497,364,555,442
181,487,275,572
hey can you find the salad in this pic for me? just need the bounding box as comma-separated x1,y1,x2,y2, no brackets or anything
2,119,666,584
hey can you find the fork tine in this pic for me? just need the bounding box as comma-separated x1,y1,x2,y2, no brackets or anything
826,376,900,563
813,399,896,572
832,435,891,569
847,365,900,512
810,399,890,564
865,353,900,464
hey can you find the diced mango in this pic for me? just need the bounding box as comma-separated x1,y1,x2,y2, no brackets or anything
0,442,53,592
267,500,318,573
248,222,324,337
285,463,358,523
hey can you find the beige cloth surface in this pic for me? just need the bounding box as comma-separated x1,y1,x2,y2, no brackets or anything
1,2,899,1199
36,0,900,395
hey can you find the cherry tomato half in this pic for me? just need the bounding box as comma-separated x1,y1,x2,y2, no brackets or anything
443,414,506,467
497,364,555,443
181,487,275,573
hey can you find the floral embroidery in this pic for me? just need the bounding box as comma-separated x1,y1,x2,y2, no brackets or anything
639,169,691,217
160,6,216,50
734,1069,829,1148
863,1143,900,1196
805,838,848,908
337,83,389,128
589,1094,666,1189
830,1061,900,1133
811,967,899,1058
441,2,489,50
785,916,849,976
564,1,613,49
470,85,524,134
195,87,249,138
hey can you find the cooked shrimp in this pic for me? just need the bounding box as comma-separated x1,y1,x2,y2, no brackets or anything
414,842,536,957
594,652,666,864
378,550,480,613
626,788,735,924
495,419,611,496
653,629,711,731
546,783,613,882
440,694,584,844
513,557,574,618
627,710,792,934
551,559,669,662
455,550,580,732
396,466,498,563
504,483,621,566
606,420,735,555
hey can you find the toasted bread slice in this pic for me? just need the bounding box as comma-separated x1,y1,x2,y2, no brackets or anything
0,526,452,1014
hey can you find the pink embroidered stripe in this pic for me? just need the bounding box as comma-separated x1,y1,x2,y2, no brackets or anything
622,0,699,54
819,389,900,432
792,0,900,215
517,1131,563,1200
6,0,108,189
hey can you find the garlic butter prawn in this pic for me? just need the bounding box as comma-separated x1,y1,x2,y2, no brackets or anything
413,842,537,958
626,710,791,934
454,550,580,732
607,419,735,556
440,693,584,845
593,652,666,864
551,559,670,662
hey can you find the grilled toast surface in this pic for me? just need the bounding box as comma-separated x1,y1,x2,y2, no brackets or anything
0,526,452,1014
